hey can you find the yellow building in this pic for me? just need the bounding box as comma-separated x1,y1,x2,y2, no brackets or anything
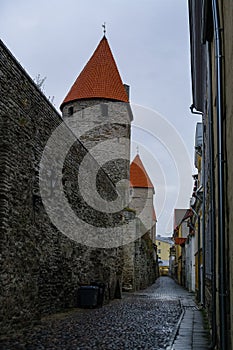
156,236,173,276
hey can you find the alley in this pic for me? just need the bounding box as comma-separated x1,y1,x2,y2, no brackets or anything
0,277,210,350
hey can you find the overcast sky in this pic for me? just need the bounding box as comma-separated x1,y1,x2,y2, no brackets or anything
0,0,201,236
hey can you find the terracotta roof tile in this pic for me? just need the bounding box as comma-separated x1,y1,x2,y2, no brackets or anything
60,36,129,110
130,155,154,189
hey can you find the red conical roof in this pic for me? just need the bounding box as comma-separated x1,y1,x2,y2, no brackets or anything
130,155,154,189
60,36,129,110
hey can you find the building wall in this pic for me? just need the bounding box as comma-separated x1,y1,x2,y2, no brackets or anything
151,220,156,244
134,232,156,290
156,240,171,261
0,39,125,335
62,99,131,188
174,228,182,285
188,2,233,348
173,214,189,286
122,228,156,292
185,235,195,292
156,239,171,276
122,186,157,290
222,1,233,346
209,2,233,346
130,187,154,237
123,179,158,291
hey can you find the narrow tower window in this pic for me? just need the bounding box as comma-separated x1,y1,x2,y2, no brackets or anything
68,106,74,116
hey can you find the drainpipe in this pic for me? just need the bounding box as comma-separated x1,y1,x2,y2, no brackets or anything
201,139,206,308
197,215,201,304
191,206,201,303
212,1,226,349
207,40,217,349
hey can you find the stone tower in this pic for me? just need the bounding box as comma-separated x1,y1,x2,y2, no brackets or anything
130,154,156,240
60,36,133,202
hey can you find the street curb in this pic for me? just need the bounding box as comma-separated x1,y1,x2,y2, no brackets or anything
166,300,185,350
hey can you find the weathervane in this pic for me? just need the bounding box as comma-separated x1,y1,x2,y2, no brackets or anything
136,145,139,154
102,22,106,35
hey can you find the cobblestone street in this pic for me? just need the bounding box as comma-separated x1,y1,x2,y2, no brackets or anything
0,277,210,350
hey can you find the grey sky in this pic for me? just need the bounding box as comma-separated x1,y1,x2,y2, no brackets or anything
0,0,200,235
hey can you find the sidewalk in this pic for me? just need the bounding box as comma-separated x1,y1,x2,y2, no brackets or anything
133,276,211,350
171,304,210,350
171,285,210,350
167,281,210,350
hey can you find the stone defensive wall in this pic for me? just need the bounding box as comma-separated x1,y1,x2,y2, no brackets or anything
0,39,124,335
0,39,157,336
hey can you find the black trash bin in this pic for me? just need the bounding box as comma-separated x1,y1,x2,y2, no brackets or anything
77,285,99,308
91,282,106,306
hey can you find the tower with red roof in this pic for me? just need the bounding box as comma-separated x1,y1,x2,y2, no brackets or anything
130,154,157,243
60,35,133,187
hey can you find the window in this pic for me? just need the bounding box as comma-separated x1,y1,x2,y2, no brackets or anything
158,242,161,245
158,249,161,254
68,106,74,116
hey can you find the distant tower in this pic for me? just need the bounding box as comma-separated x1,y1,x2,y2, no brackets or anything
130,154,156,239
60,36,133,197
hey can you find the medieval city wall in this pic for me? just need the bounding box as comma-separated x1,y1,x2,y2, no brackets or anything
0,39,156,336
0,39,124,335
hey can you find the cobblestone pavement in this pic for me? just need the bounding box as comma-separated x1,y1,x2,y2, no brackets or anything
0,277,210,350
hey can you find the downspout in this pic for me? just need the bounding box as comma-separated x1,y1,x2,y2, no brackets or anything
196,60,206,307
207,40,217,349
191,206,201,303
196,127,206,307
212,1,226,349
201,147,206,307
197,215,201,304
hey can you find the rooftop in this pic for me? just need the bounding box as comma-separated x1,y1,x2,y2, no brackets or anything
130,155,154,189
61,36,129,110
156,236,173,245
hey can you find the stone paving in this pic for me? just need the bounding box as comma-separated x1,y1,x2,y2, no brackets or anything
0,277,210,350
